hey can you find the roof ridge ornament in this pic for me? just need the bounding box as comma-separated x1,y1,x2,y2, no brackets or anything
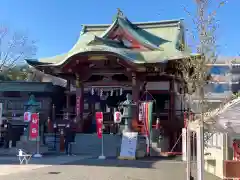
117,8,124,18
112,8,125,22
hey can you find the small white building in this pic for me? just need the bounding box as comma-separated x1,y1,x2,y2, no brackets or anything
189,97,240,179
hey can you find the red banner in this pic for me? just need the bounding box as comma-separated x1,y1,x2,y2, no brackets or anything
95,112,103,138
29,113,39,140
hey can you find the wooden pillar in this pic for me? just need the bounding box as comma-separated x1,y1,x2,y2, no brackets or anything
65,80,71,120
170,79,175,121
132,72,140,123
66,80,71,108
75,74,84,132
169,79,176,151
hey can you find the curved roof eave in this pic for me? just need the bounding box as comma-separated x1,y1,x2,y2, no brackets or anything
54,50,143,68
26,46,145,69
25,59,53,66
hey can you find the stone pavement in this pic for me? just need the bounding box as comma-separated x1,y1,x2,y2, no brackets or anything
0,158,221,180
0,155,91,176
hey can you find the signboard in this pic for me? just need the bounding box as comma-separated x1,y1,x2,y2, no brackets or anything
182,128,187,161
95,112,103,138
29,113,39,140
24,112,31,122
139,103,144,121
114,111,121,123
0,103,2,125
119,132,138,160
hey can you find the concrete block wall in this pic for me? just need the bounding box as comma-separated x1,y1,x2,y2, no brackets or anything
71,134,121,157
44,133,148,158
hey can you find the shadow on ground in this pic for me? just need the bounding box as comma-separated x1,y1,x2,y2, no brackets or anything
0,153,181,168
63,155,181,168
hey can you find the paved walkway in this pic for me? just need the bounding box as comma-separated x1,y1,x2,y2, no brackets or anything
0,158,221,180
0,155,91,176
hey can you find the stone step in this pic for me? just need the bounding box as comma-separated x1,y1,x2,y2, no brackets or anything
0,148,18,155
151,142,159,148
136,149,146,158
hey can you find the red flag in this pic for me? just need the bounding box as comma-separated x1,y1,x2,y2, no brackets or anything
95,112,103,138
29,113,39,140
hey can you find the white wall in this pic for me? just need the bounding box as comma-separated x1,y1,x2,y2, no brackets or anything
204,132,227,179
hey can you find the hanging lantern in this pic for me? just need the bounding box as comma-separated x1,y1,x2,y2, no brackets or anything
120,88,123,95
91,88,94,95
156,118,160,130
114,111,122,123
110,89,113,96
100,89,103,97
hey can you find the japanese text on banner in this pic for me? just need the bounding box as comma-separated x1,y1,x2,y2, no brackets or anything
95,112,103,138
29,113,39,140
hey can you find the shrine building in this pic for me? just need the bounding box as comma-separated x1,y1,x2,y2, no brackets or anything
26,10,194,151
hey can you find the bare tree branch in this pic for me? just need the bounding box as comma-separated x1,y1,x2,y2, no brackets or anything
179,0,231,148
0,25,37,71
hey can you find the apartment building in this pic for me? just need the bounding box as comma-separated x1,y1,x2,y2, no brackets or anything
190,56,240,113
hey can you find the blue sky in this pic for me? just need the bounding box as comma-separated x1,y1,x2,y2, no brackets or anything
0,0,238,58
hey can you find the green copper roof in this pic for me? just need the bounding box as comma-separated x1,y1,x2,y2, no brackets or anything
26,10,190,68
0,82,55,92
101,11,160,50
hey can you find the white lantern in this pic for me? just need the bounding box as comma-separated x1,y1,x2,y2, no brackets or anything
24,112,31,122
91,88,94,95
114,111,122,123
120,88,123,95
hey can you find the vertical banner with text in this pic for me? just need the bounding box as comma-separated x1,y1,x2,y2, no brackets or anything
95,112,103,138
29,113,39,141
76,96,81,116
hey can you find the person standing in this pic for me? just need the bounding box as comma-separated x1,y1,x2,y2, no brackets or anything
64,125,76,156
64,125,71,155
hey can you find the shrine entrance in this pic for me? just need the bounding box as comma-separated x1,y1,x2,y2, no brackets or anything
26,10,194,154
